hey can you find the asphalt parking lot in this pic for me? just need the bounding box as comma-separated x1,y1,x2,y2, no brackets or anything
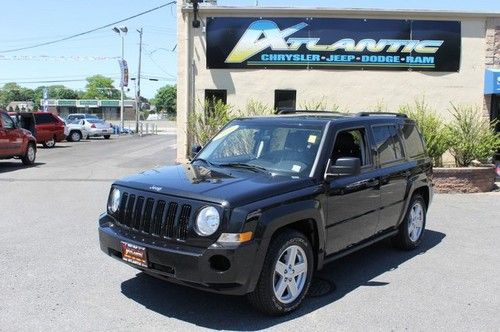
0,134,499,331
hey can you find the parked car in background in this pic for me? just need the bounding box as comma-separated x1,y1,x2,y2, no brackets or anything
9,111,65,148
81,118,114,139
0,110,37,165
66,113,99,122
59,116,88,142
32,112,66,148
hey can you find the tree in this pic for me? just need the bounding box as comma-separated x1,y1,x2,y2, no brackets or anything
152,85,176,116
0,82,35,107
33,85,79,108
82,75,120,99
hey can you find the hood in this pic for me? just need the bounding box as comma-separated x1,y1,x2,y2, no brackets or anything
114,164,315,206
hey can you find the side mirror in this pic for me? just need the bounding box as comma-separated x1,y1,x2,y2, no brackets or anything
325,157,361,178
191,144,202,159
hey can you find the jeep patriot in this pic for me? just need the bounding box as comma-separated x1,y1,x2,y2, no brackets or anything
98,111,432,315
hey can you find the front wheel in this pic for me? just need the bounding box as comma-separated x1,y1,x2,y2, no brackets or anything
247,229,313,315
70,131,82,142
42,138,56,148
393,194,427,250
21,143,36,165
103,135,111,139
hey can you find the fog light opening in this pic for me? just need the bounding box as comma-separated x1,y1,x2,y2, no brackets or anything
209,255,231,272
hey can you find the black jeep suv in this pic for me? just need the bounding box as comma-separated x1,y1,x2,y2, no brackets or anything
98,111,432,315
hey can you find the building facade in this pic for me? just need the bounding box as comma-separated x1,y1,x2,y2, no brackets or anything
44,99,136,120
176,1,500,161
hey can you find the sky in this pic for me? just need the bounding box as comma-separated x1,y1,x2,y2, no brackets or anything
1,0,499,99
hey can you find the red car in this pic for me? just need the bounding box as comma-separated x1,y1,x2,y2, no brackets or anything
9,111,65,148
0,110,37,165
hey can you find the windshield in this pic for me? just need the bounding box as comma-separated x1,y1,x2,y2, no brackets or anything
196,121,325,177
87,119,104,124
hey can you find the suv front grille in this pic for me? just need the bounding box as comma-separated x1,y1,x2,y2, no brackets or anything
114,191,193,241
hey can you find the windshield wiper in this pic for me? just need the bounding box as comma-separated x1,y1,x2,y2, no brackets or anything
191,158,215,167
217,163,269,173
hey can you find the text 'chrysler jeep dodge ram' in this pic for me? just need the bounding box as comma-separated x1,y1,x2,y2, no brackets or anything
98,111,433,315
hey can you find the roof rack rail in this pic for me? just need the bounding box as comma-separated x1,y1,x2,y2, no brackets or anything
357,112,407,118
277,109,343,115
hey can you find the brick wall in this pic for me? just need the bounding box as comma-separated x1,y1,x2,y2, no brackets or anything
485,18,500,68
433,167,496,193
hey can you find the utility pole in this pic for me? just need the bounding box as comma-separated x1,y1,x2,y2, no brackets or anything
136,28,143,134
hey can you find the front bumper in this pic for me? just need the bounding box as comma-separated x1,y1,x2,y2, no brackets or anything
98,216,260,295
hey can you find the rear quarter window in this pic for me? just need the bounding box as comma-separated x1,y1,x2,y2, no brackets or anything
372,124,405,164
34,113,57,124
402,123,426,158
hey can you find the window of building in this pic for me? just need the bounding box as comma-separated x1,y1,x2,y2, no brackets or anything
402,124,425,158
372,125,405,164
205,89,227,119
331,128,369,166
274,90,297,112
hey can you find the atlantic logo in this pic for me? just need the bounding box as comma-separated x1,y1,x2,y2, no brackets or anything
225,20,444,64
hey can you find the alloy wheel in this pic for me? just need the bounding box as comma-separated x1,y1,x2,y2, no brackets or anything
272,245,308,304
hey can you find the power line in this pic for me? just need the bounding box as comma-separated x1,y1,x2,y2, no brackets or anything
0,1,176,54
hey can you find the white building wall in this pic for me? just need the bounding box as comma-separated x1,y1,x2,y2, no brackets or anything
177,5,495,161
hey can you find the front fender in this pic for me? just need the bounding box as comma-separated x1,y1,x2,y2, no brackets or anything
241,187,327,293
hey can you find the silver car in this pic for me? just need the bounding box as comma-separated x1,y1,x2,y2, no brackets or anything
81,119,114,139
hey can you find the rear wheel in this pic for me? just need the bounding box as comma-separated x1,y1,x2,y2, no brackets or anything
393,194,427,250
42,137,56,148
70,131,82,142
103,135,111,139
247,229,313,315
21,143,36,165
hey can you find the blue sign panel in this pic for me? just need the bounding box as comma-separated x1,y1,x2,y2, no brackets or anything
206,17,461,72
484,69,500,94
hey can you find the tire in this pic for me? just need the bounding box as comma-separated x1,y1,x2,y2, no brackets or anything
69,131,82,142
247,229,313,315
21,143,36,165
103,135,111,139
42,138,56,148
393,194,427,250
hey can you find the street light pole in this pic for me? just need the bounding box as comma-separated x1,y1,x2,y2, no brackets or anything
113,26,128,132
136,28,143,134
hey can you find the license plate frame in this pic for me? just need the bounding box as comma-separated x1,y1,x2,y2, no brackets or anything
120,241,148,267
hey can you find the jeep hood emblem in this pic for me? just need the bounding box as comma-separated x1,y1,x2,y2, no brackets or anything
149,185,163,192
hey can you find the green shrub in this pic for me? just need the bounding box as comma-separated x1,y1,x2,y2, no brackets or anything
398,98,451,166
187,98,234,146
299,97,341,112
238,99,274,116
447,104,500,167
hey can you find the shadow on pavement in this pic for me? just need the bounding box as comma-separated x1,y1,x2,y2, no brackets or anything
0,162,45,174
121,230,445,330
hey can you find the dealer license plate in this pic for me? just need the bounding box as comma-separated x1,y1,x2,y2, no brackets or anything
120,241,148,267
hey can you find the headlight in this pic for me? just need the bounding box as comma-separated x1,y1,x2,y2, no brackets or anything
195,206,220,236
108,188,121,214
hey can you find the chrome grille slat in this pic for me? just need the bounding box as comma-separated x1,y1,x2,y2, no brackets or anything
164,202,178,238
132,196,145,230
177,204,192,240
151,200,166,236
115,191,193,241
142,198,155,233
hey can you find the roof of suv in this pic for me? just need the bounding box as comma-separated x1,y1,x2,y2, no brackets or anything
236,111,413,126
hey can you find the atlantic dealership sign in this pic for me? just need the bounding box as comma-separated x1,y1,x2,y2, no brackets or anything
206,18,461,71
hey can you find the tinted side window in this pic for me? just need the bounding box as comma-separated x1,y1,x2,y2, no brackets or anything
1,113,15,129
35,113,56,124
332,128,369,166
372,125,405,164
402,124,425,158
